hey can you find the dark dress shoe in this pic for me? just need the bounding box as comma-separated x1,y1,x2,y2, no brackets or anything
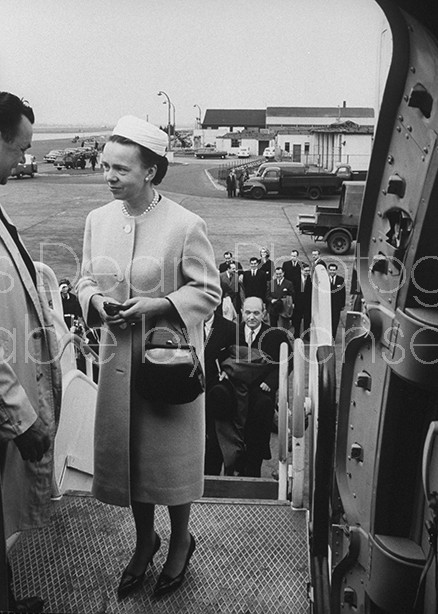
154,534,196,597
117,533,161,599
13,596,45,612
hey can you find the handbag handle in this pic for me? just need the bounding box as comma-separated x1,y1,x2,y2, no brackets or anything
144,342,192,350
145,315,193,350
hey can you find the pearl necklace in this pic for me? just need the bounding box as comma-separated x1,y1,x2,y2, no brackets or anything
121,189,160,217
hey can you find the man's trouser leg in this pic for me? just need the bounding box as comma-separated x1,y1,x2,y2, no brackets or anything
244,391,275,477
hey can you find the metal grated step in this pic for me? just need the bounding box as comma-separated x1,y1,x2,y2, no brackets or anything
9,493,310,613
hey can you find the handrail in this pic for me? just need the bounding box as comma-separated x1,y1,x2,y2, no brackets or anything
277,341,290,500
59,333,99,380
308,263,333,501
306,263,336,612
34,262,99,377
291,338,306,509
35,261,65,321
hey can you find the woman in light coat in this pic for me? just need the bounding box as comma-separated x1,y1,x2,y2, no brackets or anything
77,116,221,599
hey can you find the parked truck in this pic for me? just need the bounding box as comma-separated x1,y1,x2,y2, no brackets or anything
241,162,343,200
297,180,365,254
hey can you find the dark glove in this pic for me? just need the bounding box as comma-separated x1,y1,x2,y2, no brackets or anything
14,416,50,462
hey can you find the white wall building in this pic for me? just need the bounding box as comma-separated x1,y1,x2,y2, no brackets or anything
196,105,375,169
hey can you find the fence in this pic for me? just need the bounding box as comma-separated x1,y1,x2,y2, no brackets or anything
217,157,264,180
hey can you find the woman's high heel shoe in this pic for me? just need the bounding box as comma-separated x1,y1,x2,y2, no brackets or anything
117,533,161,599
153,534,196,597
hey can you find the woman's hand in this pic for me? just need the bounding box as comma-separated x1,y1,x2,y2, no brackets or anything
91,296,172,327
91,294,127,326
113,297,172,326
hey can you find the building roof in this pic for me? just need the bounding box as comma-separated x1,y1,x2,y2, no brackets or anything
203,109,266,127
218,130,276,140
311,121,374,134
266,106,375,119
270,125,324,134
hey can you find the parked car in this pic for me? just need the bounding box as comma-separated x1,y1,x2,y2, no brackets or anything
195,148,227,159
237,147,250,158
55,150,86,170
43,149,64,163
10,154,37,178
263,147,276,160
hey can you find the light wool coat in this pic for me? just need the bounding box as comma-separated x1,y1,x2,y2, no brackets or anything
0,207,62,537
78,196,221,507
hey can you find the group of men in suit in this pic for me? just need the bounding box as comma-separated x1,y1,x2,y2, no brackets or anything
218,248,346,340
274,248,346,341
208,248,347,477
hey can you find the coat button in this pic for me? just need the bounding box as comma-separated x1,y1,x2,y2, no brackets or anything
124,224,132,234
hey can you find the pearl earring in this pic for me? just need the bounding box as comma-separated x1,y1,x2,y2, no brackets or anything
145,177,149,182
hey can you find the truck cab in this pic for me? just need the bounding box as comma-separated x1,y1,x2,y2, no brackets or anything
297,181,365,254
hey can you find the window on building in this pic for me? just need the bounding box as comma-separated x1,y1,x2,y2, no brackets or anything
304,142,310,154
284,142,290,153
231,139,240,148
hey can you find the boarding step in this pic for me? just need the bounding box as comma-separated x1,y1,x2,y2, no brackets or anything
203,475,280,500
9,492,310,613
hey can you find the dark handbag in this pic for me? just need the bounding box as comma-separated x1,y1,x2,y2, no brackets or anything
135,318,205,405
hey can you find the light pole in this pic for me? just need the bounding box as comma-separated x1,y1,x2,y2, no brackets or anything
162,101,176,133
158,90,172,151
193,104,201,128
170,102,176,132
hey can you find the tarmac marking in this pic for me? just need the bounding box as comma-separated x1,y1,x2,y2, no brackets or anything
204,169,225,191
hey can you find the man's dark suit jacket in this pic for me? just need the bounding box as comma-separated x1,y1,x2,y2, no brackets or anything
241,269,268,301
220,270,240,299
219,260,242,273
293,275,312,327
330,274,346,315
204,314,237,390
266,278,294,305
282,260,302,295
311,257,327,272
259,259,274,282
235,322,292,392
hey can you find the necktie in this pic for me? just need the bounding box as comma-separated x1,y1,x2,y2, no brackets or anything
252,270,255,276
247,329,254,361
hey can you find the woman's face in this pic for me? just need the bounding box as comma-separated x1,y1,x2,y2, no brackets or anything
101,141,152,203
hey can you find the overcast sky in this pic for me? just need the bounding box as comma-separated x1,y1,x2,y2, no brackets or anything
1,0,387,129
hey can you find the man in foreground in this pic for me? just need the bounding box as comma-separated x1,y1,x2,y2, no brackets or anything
0,92,62,613
207,297,292,477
